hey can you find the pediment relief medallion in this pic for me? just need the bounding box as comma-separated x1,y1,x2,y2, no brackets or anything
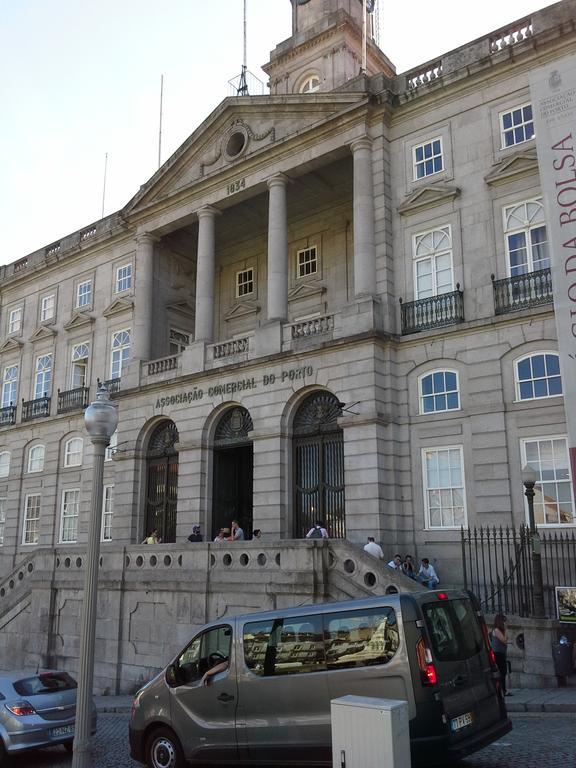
484,149,539,186
199,118,276,177
224,301,261,322
0,337,23,353
398,185,461,216
103,298,134,318
64,312,94,331
288,282,327,302
30,325,57,342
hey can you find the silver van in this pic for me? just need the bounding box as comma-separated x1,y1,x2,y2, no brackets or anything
129,591,511,768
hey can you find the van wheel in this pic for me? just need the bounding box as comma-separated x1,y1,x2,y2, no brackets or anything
145,727,185,768
63,741,74,753
0,739,6,766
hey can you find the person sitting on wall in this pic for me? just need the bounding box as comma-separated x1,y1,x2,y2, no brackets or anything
187,525,203,543
306,521,329,539
402,554,417,579
418,557,439,588
387,553,403,570
229,519,245,541
252,529,262,539
364,537,384,559
214,528,230,542
142,528,161,545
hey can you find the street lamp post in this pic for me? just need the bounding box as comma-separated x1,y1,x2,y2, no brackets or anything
72,387,118,768
521,465,546,619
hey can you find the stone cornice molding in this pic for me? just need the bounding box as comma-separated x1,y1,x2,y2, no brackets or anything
30,325,57,342
288,282,326,302
0,337,23,353
64,312,95,331
103,298,134,318
224,301,260,321
166,300,195,318
196,205,222,220
398,184,461,216
484,147,539,186
338,411,390,429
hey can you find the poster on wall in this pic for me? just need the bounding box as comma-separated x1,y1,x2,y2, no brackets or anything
556,586,576,623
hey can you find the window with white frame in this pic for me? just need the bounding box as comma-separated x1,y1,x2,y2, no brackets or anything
0,451,10,479
297,246,318,278
423,446,466,528
236,268,254,298
413,226,453,299
110,329,130,379
0,497,6,545
169,329,189,356
102,485,114,541
500,103,534,148
76,279,92,308
34,354,53,400
516,353,562,401
299,75,320,93
115,263,133,293
413,138,443,180
1,365,18,407
64,437,83,467
504,198,549,276
40,294,55,322
60,489,80,543
8,308,22,334
420,371,460,413
521,437,575,525
27,445,45,473
71,342,90,389
23,494,41,545
105,430,118,461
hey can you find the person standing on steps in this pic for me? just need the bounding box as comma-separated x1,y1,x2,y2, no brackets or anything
306,521,328,539
364,537,384,559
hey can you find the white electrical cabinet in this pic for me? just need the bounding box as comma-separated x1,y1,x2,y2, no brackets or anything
331,695,411,768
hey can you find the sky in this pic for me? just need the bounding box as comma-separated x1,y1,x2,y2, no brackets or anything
0,0,545,265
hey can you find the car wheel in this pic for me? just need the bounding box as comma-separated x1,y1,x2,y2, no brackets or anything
0,739,7,766
145,727,185,768
64,741,74,753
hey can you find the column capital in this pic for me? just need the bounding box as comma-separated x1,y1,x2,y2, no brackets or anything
196,205,221,220
135,232,159,247
349,136,373,154
267,173,291,190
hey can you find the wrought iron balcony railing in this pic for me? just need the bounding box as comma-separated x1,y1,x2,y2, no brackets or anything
0,405,16,426
57,387,90,414
492,268,553,315
399,286,464,335
22,396,51,422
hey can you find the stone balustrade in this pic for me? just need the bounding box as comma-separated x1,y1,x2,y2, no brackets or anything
406,62,443,90
147,355,180,376
490,20,533,52
208,335,251,361
290,314,334,340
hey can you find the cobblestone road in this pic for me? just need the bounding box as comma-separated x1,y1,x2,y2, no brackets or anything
6,713,576,767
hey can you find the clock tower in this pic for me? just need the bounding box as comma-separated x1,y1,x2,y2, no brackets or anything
263,0,395,95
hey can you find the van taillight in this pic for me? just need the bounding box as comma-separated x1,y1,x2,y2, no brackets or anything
480,619,498,669
416,637,437,686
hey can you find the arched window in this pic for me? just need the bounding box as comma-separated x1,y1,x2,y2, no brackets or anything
419,370,460,413
299,74,320,93
145,420,179,543
292,391,345,538
64,437,83,467
413,226,453,299
515,353,562,400
0,451,10,479
28,445,45,473
504,198,549,276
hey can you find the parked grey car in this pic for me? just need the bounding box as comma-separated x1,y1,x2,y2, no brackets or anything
0,669,97,761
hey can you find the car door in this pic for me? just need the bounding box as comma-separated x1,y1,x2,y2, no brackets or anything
169,624,239,764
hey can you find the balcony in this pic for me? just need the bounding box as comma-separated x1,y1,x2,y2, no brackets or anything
400,287,464,335
0,405,16,426
492,268,553,315
57,387,90,414
22,396,51,422
99,378,121,394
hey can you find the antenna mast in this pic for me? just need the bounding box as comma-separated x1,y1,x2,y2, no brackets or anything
237,0,249,95
101,152,108,219
361,0,367,73
158,74,164,168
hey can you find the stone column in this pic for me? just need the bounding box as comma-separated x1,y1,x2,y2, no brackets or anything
133,233,156,361
267,174,289,322
195,206,219,343
350,137,376,297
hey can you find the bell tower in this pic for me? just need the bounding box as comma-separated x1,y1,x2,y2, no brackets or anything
263,0,395,95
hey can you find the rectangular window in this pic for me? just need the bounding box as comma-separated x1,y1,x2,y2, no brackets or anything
422,598,483,661
423,446,466,528
413,138,443,180
76,280,92,308
521,437,575,525
297,247,318,278
110,329,131,379
40,295,55,322
105,431,118,461
2,365,18,407
500,103,534,148
8,308,22,334
115,263,133,293
323,607,399,669
71,343,89,388
243,614,326,676
169,329,190,356
60,489,80,543
0,497,6,545
23,494,41,545
34,354,53,400
102,485,114,541
236,268,254,297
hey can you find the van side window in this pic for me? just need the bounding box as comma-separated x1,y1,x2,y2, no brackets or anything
324,608,399,669
244,615,325,676
175,625,232,685
423,598,482,661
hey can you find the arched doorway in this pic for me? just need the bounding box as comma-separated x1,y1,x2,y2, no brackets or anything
293,391,345,538
145,420,179,543
212,407,253,539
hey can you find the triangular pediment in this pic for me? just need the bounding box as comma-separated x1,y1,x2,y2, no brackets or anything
288,282,327,302
122,94,366,216
103,298,134,318
224,301,261,322
484,148,539,186
30,325,57,342
166,300,195,319
398,185,461,216
0,337,23,353
64,312,94,331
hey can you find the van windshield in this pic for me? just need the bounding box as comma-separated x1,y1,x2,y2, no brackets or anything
422,598,483,662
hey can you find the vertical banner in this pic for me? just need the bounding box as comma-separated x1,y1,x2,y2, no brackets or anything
530,57,576,506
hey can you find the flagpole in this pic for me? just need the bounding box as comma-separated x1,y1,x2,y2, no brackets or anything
362,0,367,73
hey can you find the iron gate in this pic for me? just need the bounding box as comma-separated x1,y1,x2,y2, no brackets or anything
145,421,179,542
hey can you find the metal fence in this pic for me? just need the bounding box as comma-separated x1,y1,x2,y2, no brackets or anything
461,525,576,618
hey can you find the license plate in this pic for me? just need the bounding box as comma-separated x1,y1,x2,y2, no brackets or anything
49,724,74,738
450,712,474,732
